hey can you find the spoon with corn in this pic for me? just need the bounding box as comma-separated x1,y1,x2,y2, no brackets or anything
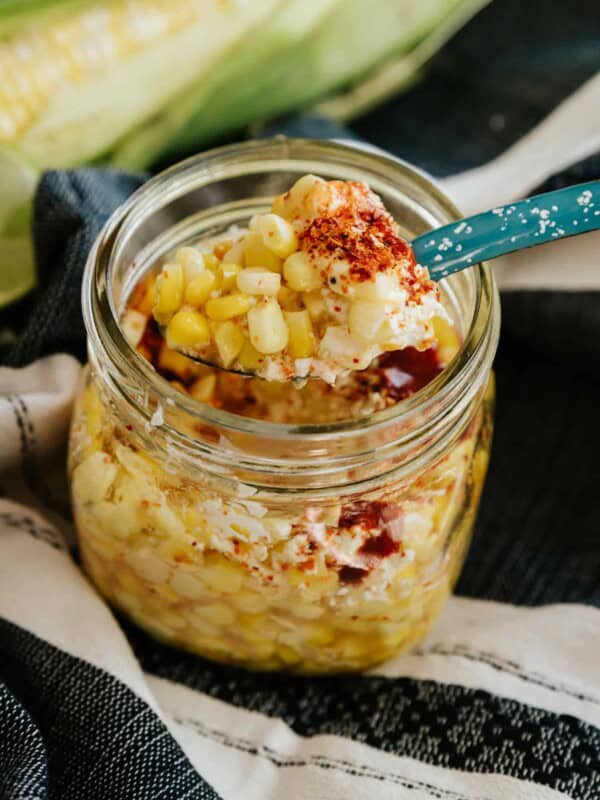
148,178,599,383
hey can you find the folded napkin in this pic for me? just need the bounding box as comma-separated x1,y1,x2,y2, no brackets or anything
2,93,600,800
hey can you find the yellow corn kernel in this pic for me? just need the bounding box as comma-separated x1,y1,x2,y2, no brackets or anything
243,231,283,272
203,253,220,272
222,240,245,265
277,645,301,665
184,271,217,307
247,298,289,354
249,644,277,662
121,309,147,348
166,310,211,351
205,293,252,321
202,560,244,593
283,252,322,292
236,268,281,297
272,174,324,220
190,373,217,403
254,213,298,258
301,291,327,321
153,263,184,323
217,262,242,292
157,342,200,380
432,316,460,365
348,300,386,342
238,339,263,371
333,634,369,659
174,246,205,281
305,624,335,647
287,568,308,587
284,309,314,358
239,611,267,632
234,591,268,614
201,603,237,627
277,285,302,311
130,275,156,316
214,320,245,367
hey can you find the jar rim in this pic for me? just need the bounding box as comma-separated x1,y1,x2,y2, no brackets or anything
83,138,499,490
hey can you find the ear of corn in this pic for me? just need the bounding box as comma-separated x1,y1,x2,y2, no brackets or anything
0,0,282,167
110,0,488,168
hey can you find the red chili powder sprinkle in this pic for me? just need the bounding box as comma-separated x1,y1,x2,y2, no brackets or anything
338,501,387,530
359,530,399,558
298,180,435,304
339,565,369,584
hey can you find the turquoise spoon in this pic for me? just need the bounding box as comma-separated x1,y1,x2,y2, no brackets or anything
413,180,600,281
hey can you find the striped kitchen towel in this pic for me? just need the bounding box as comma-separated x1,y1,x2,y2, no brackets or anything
1,78,600,800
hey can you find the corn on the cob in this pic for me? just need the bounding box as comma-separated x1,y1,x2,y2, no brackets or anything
0,1,202,142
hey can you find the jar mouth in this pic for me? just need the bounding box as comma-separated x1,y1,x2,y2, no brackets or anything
83,139,499,489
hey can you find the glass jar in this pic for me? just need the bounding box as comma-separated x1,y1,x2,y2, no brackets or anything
69,139,499,673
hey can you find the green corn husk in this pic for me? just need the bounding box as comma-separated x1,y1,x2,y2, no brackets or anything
0,0,284,169
315,0,492,120
111,0,489,167
109,0,343,169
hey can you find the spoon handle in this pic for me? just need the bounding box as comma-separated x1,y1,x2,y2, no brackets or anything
413,180,600,281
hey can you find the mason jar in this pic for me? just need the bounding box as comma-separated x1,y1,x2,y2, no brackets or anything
69,139,500,673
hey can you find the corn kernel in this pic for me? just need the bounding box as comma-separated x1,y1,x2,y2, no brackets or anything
222,240,245,265
273,174,324,220
206,294,252,321
166,310,211,350
287,568,307,587
305,624,335,647
236,268,281,297
234,591,268,614
157,342,200,380
278,644,301,665
333,634,369,659
174,246,205,281
277,285,301,311
284,309,314,358
190,373,217,403
238,339,263,371
302,291,327,321
203,253,220,272
202,561,244,593
130,275,156,316
214,320,245,367
254,213,298,258
121,309,147,348
353,272,400,302
243,231,283,272
319,326,377,369
214,240,233,260
432,316,460,365
153,263,184,323
348,300,386,342
247,298,288,354
218,262,242,292
170,570,205,599
283,252,322,292
201,603,237,626
184,271,217,307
